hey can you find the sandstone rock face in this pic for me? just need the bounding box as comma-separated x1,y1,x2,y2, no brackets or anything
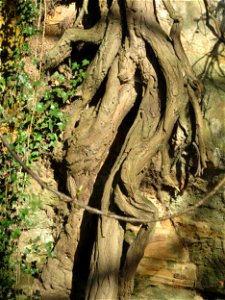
137,219,196,288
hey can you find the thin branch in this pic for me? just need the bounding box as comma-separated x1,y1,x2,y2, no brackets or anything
39,0,47,73
0,134,47,189
203,0,222,39
162,0,196,81
34,0,43,59
26,0,47,167
0,133,224,224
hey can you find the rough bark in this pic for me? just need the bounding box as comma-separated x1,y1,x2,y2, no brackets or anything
119,223,156,300
85,217,124,300
35,0,207,299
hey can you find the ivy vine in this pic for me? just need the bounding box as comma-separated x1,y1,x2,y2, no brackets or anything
0,1,89,298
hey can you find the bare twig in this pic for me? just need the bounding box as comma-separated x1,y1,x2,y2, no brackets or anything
34,0,43,59
39,0,47,72
0,133,224,224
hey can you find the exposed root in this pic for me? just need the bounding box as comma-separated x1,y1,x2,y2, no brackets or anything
163,0,207,175
161,145,180,191
74,0,89,27
119,223,156,300
42,21,106,69
187,84,207,173
64,2,122,140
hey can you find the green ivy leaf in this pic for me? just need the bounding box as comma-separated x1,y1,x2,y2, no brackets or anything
11,228,21,239
36,102,45,113
82,59,90,66
71,62,79,71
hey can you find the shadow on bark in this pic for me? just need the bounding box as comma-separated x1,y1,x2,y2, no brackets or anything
70,95,141,299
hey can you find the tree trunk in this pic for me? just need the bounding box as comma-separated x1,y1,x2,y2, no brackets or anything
36,0,207,299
